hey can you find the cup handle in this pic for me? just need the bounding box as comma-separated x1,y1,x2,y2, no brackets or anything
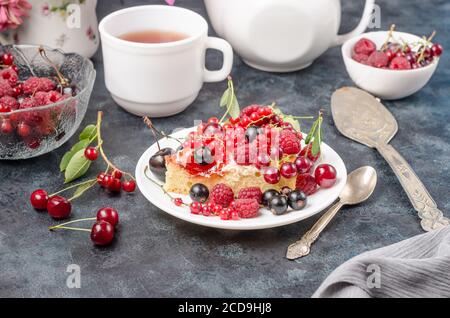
333,0,376,46
203,37,233,83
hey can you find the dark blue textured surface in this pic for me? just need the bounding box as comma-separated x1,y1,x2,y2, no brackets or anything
0,0,449,298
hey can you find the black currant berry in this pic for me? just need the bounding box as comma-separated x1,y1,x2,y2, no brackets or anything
189,183,210,203
270,195,289,215
262,189,280,208
288,190,307,211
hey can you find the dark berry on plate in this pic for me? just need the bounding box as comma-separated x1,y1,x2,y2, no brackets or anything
288,190,307,211
91,221,115,246
262,189,280,208
149,147,174,181
30,189,48,210
315,164,337,189
47,196,72,219
193,146,214,165
189,183,210,203
270,195,288,216
97,207,119,227
353,38,376,55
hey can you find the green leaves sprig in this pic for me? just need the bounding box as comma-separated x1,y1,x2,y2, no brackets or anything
60,124,97,183
219,76,240,123
304,111,324,156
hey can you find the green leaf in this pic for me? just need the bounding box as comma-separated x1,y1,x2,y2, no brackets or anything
71,180,97,201
79,124,97,141
305,120,318,145
220,88,231,108
59,139,91,172
229,95,240,119
283,115,301,132
64,149,92,183
311,117,323,156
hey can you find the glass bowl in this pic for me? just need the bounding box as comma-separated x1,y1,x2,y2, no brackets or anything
0,45,96,160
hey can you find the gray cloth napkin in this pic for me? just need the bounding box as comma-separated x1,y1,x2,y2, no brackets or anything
313,226,450,298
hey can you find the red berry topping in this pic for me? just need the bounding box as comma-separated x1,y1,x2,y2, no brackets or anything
256,153,271,169
315,164,337,189
389,56,411,70
242,105,261,117
0,79,13,97
210,183,234,208
230,210,240,220
0,96,19,110
264,167,281,184
238,187,263,204
22,77,56,95
0,104,11,112
220,209,229,220
30,189,48,210
280,162,298,179
207,117,219,125
295,156,313,174
91,221,115,246
296,174,318,196
173,198,183,207
2,53,14,66
353,38,376,55
47,196,72,219
280,130,301,155
0,68,18,86
234,199,260,219
190,202,202,215
368,51,389,68
84,147,99,161
97,207,119,227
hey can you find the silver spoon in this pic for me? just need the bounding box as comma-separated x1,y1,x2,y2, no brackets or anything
286,166,378,260
331,87,449,232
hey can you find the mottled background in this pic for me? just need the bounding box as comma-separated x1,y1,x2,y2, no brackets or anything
0,0,449,298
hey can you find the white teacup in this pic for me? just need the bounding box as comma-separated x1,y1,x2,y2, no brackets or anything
99,5,233,117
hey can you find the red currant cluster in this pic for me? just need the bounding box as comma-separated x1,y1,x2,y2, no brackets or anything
0,50,75,150
49,207,120,246
353,27,443,70
97,170,136,193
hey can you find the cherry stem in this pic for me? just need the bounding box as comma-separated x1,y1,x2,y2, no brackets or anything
39,46,69,87
49,218,97,231
143,117,161,151
96,111,135,181
49,226,91,233
49,178,97,198
381,24,396,51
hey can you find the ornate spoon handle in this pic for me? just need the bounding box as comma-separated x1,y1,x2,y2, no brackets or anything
286,201,344,260
376,143,449,232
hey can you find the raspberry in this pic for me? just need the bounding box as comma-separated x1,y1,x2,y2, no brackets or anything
353,38,376,55
0,79,13,97
235,199,260,219
22,77,56,95
389,56,412,70
368,51,389,68
0,96,19,111
35,90,63,106
242,105,261,117
296,174,318,196
238,187,263,204
0,68,18,86
352,53,370,64
210,183,234,208
280,129,301,155
20,97,38,109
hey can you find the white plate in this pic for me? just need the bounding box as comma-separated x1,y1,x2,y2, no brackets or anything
136,127,347,230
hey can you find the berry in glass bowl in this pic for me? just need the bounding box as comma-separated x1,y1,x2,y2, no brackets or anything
0,45,96,160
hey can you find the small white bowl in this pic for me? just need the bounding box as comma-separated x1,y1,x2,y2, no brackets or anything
342,31,439,100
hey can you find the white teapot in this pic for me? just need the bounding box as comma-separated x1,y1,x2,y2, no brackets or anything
204,0,375,72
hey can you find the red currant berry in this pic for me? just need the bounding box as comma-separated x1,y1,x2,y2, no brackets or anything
11,65,19,73
108,178,122,192
101,174,113,188
113,170,123,179
431,43,443,57
220,209,229,220
47,196,72,219
97,207,119,227
2,53,14,66
12,85,22,97
84,147,98,161
97,172,106,186
0,104,11,113
280,162,298,179
91,221,115,246
1,119,13,134
207,117,219,125
223,123,233,131
26,138,41,150
385,49,395,61
30,189,48,210
230,210,240,220
122,180,136,193
314,164,337,189
201,204,211,216
264,167,281,184
213,204,223,215
240,116,251,128
17,122,31,137
173,198,183,207
295,156,313,174
190,202,202,215
230,117,240,125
